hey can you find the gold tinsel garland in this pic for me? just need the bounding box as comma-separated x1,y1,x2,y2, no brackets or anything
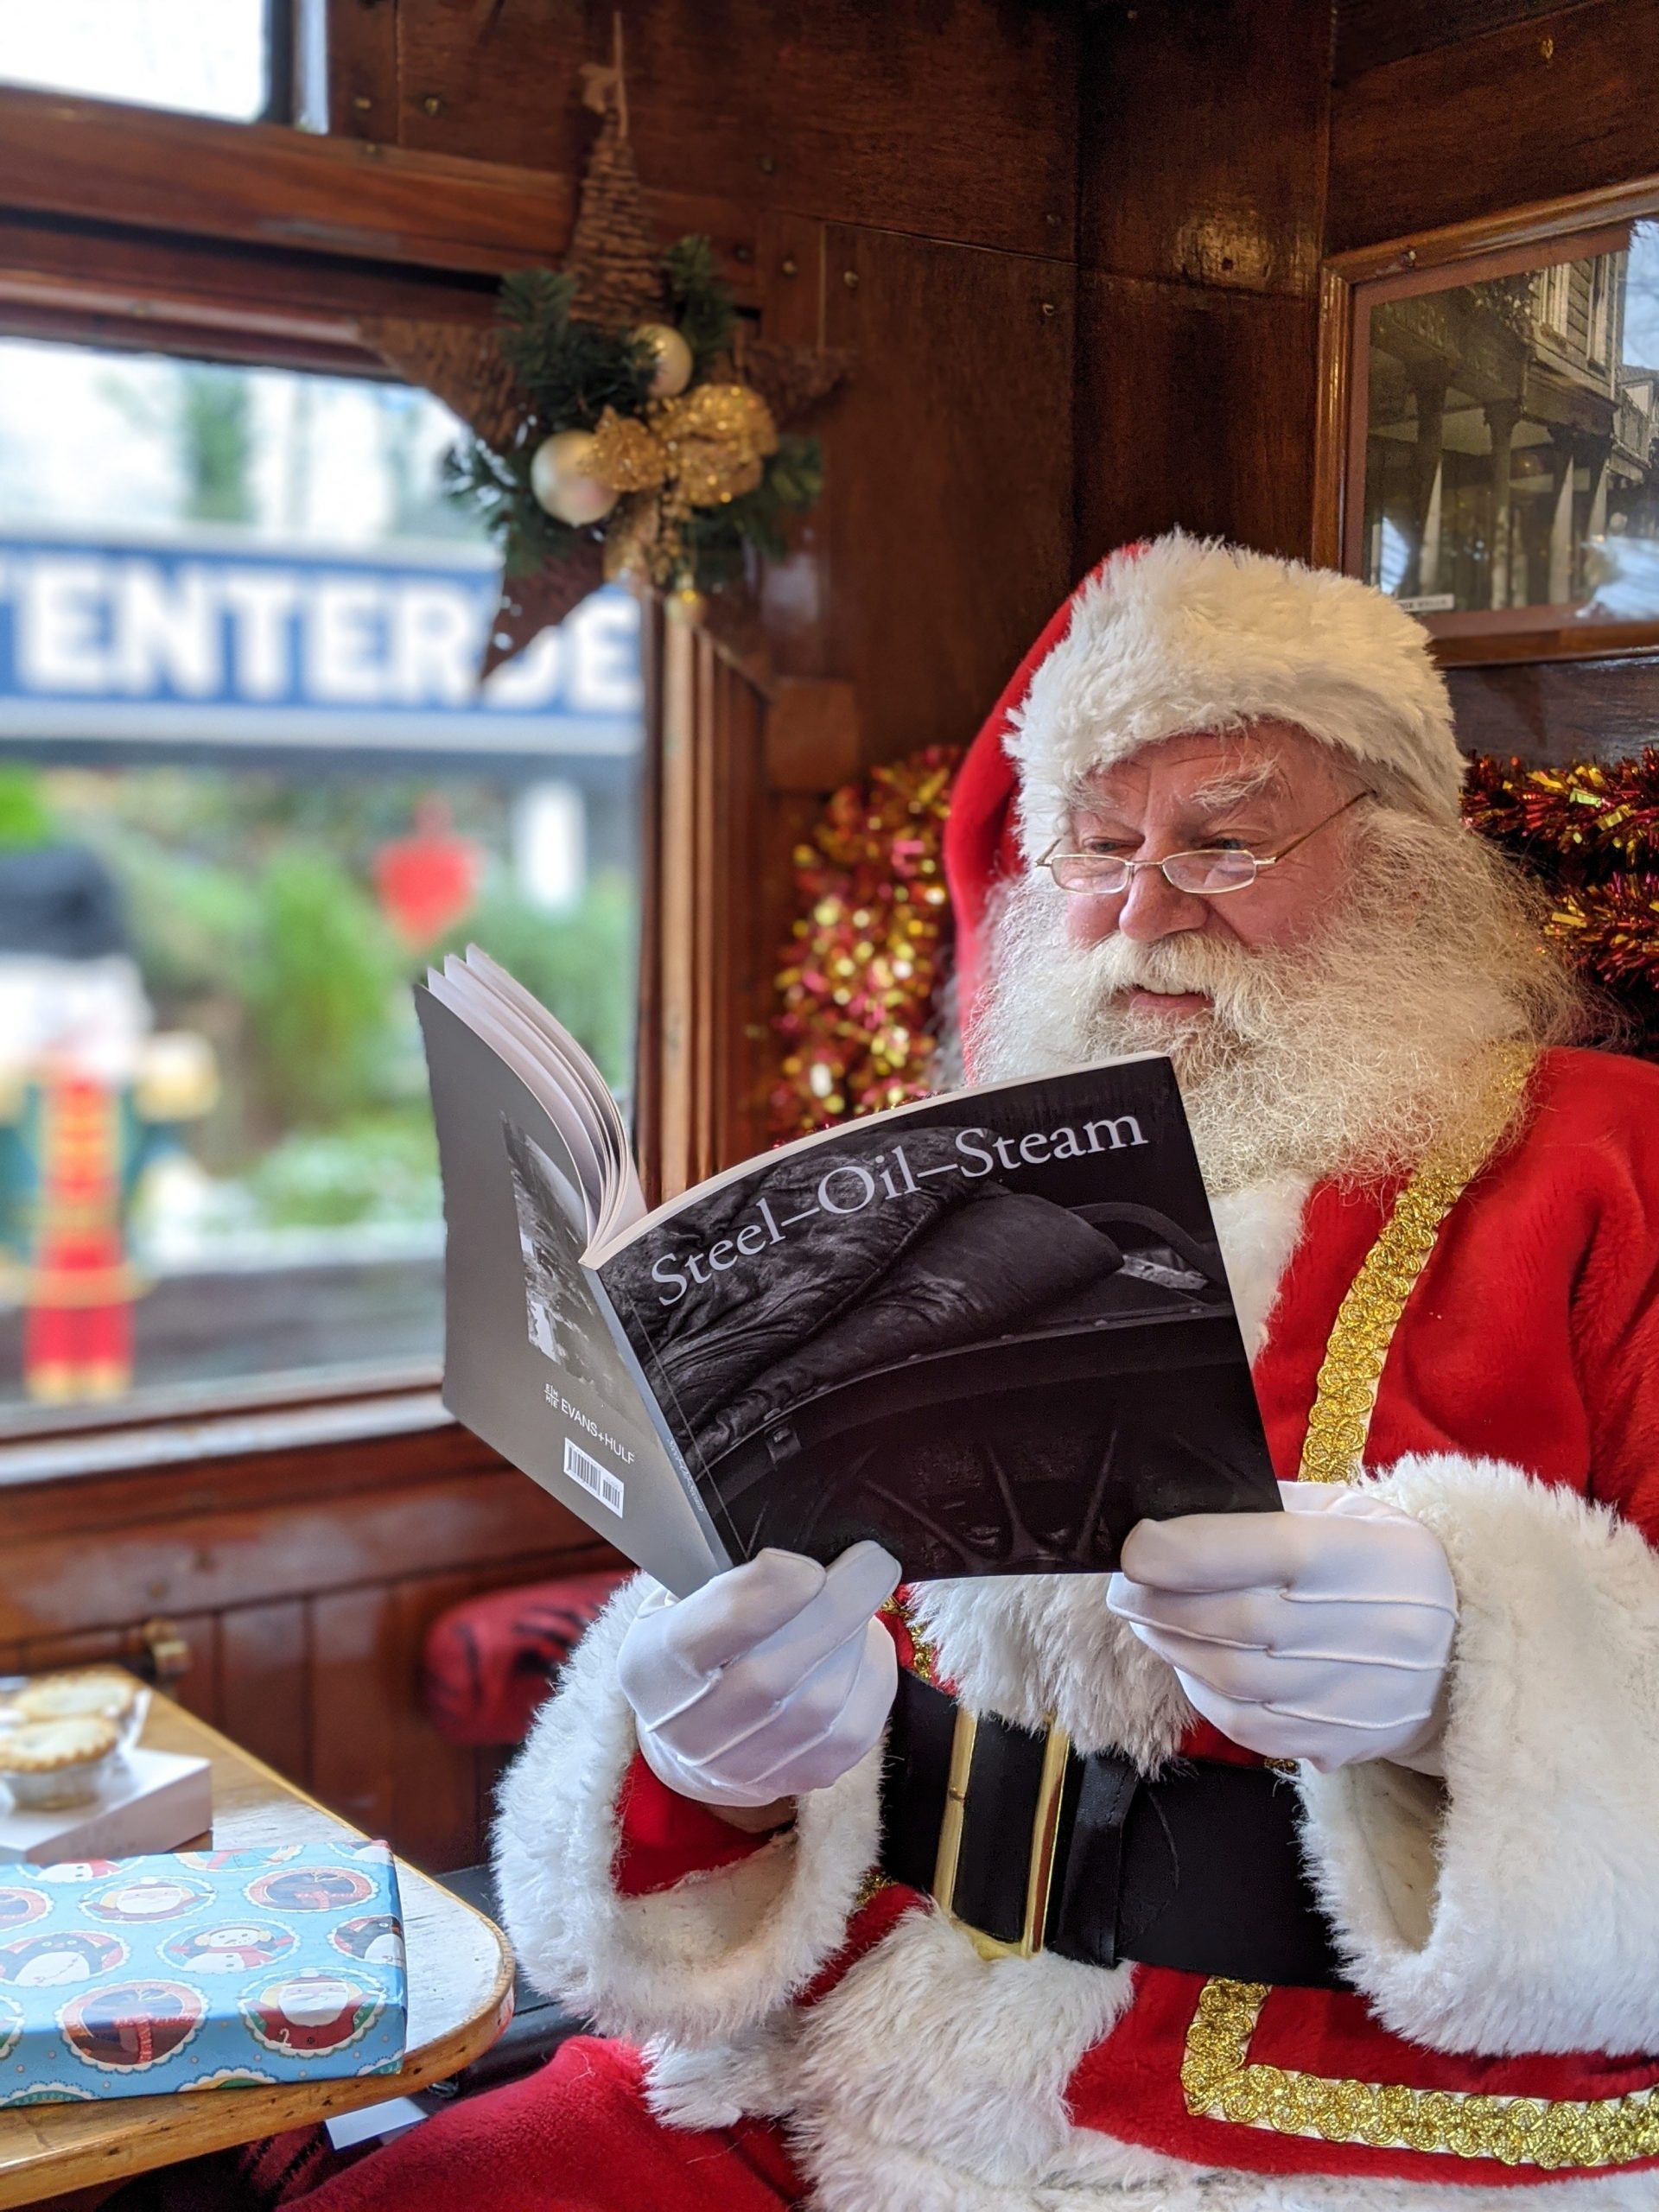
769,744,1659,1142
770,747,961,1139
1465,749,1659,1050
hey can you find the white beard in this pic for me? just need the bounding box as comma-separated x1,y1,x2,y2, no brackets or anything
966,812,1575,1196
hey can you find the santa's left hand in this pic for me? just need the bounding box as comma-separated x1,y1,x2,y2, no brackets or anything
1105,1482,1459,1772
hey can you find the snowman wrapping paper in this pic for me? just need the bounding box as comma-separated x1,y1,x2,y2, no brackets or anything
0,1840,407,2102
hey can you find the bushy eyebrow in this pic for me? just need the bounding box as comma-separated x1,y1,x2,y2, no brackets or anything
1183,762,1289,815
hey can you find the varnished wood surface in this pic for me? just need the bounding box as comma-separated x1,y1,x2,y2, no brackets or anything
0,1421,620,1872
1328,0,1659,251
1332,0,1593,84
0,1697,515,2209
358,0,1081,262
0,85,757,301
1446,654,1659,761
1078,0,1330,299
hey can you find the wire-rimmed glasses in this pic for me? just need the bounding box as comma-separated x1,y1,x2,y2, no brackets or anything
1038,790,1372,897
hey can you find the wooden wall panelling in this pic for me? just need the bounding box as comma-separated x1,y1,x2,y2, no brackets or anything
0,213,512,377
1074,276,1323,565
309,1584,399,1836
389,1571,494,1872
1071,0,1332,569
1446,655,1659,763
383,0,1082,259
811,224,1077,761
1332,0,1598,84
1077,0,1331,299
0,86,757,308
1328,0,1659,251
219,1599,311,1785
327,0,400,138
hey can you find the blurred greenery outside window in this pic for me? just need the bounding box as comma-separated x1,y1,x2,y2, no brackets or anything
0,339,641,1413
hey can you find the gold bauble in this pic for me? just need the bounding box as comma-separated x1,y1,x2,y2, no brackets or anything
529,429,619,525
634,322,695,398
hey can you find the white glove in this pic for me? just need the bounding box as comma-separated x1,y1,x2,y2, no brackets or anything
1105,1482,1458,1773
616,1541,901,1810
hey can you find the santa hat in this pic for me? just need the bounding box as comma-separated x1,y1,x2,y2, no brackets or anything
942,531,1464,1039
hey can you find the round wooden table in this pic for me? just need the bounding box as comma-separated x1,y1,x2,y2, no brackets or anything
0,1695,515,2209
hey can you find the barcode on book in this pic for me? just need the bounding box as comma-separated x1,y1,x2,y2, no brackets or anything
563,1435,626,1517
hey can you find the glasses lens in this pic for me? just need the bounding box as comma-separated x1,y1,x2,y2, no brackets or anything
1165,849,1258,894
1052,855,1132,894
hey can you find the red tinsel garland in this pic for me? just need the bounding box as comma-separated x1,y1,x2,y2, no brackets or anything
1465,750,1659,1034
769,747,960,1138
770,744,1659,1141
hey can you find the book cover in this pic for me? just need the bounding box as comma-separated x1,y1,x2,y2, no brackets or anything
595,1058,1276,1580
421,960,1280,1592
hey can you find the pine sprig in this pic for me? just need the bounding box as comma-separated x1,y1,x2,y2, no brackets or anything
661,235,735,371
444,436,576,576
683,437,823,580
496,268,653,429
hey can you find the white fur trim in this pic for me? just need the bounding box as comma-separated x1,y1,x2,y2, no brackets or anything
492,1575,883,2047
654,1910,1653,2210
909,1571,1193,1767
1007,533,1464,861
1298,1454,1659,2056
1210,1175,1310,1360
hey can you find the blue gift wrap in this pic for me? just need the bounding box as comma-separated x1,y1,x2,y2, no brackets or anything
0,1840,407,2103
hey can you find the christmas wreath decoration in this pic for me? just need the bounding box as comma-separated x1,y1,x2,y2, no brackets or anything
365,35,844,679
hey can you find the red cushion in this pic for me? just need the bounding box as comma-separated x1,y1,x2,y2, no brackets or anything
422,1571,629,1745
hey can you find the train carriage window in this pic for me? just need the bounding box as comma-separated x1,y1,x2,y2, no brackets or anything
0,0,282,124
0,338,643,1415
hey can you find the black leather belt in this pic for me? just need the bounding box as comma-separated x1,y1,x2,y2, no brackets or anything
878,1668,1350,1990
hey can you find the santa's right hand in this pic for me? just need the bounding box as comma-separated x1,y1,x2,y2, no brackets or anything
616,1542,901,1809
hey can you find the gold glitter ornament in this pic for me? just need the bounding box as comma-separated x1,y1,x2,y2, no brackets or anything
588,408,671,494
654,384,779,507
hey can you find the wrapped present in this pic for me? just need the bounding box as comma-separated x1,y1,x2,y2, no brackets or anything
0,1840,406,2104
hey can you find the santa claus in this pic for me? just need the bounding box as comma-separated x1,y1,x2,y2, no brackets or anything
304,536,1659,2210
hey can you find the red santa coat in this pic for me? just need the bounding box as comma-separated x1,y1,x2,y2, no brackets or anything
479,1043,1659,2211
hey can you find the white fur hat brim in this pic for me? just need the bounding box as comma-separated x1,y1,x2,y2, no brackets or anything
1005,532,1465,861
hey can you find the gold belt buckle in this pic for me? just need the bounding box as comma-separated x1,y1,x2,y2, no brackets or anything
929,1706,1072,1961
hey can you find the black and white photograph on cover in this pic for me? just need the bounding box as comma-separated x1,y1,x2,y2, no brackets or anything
597,1058,1278,1580
503,1118,617,1389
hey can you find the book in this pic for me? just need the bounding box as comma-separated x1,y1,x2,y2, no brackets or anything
418,950,1279,1596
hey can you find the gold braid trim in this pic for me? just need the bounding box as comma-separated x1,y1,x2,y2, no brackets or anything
1297,1041,1538,1485
1183,1044,1643,2170
1182,1979,1659,2171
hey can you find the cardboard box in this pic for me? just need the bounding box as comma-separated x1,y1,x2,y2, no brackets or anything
0,1749,212,1867
0,1840,407,2104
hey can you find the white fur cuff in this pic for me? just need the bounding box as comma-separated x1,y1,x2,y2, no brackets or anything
1297,1454,1659,2056
492,1576,884,2049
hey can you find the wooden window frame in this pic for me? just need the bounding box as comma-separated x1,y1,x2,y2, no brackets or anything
0,82,775,1465
1313,171,1659,668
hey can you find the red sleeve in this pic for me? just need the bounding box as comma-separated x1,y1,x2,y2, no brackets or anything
612,1601,923,1899
1554,1053,1659,1541
612,1752,779,1897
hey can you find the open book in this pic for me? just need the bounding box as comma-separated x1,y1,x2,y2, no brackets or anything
418,950,1279,1595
